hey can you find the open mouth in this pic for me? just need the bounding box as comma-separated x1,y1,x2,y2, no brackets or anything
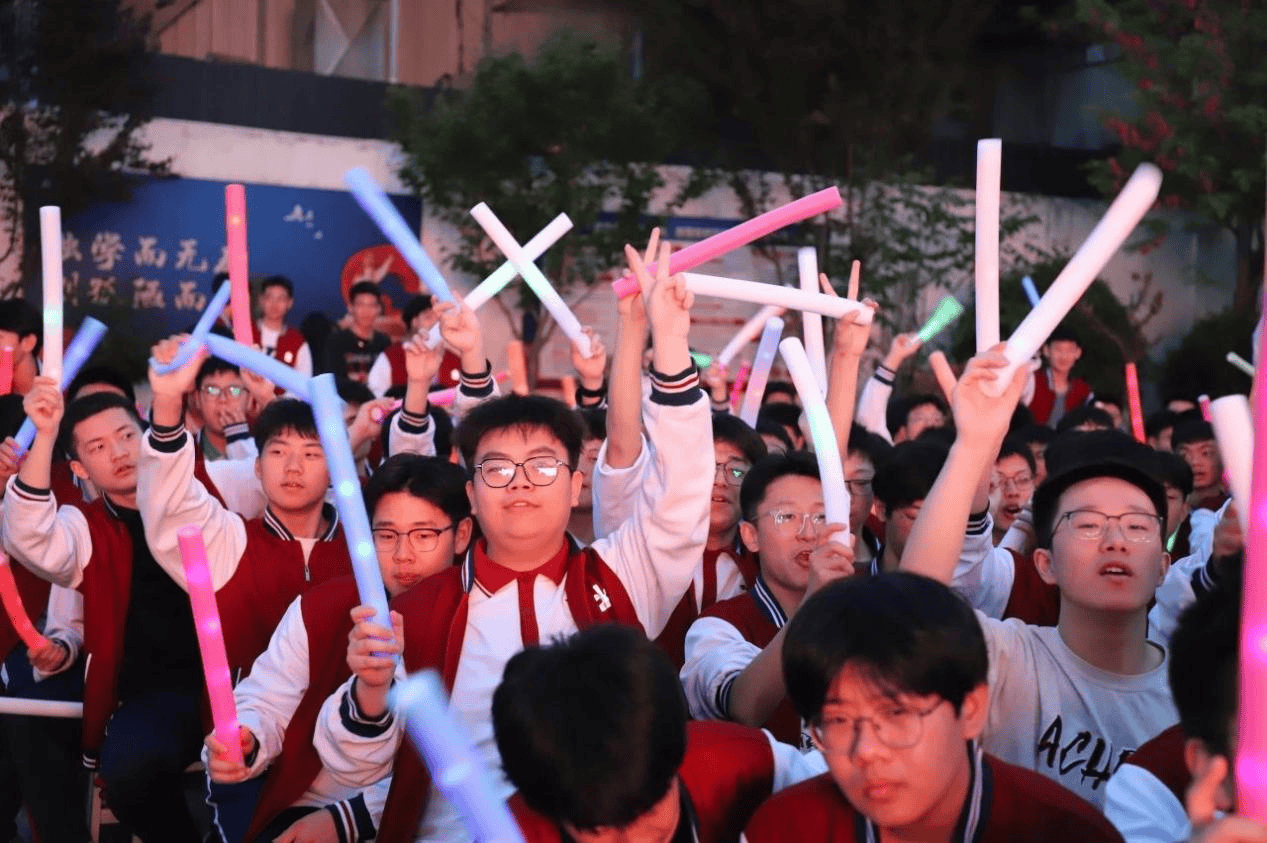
1099,563,1133,578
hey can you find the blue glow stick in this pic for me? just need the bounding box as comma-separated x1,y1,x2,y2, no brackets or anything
309,374,390,628
15,318,108,454
150,283,233,375
203,334,312,400
738,317,784,427
344,168,454,303
1021,275,1041,308
392,670,525,843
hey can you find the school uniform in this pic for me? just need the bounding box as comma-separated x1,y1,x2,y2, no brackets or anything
1104,724,1190,843
367,343,461,398
1028,368,1094,428
255,322,313,378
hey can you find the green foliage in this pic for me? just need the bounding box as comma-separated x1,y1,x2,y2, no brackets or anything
1160,306,1256,402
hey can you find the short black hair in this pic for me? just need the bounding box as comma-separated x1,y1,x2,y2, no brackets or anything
1094,391,1124,410
456,393,584,469
260,275,294,297
195,356,240,389
1042,428,1137,479
996,435,1037,475
739,451,821,522
872,440,949,515
847,423,891,467
1169,559,1241,757
1054,405,1115,433
578,407,607,443
1171,418,1217,451
1155,450,1195,498
493,624,688,831
886,393,947,439
1013,424,1055,447
335,377,374,407
1045,324,1081,347
0,299,41,354
67,365,136,403
401,294,434,327
783,572,988,723
758,402,802,441
59,392,142,461
252,398,319,452
1145,409,1180,440
364,454,471,526
755,417,794,452
762,380,798,403
713,413,768,466
348,281,381,305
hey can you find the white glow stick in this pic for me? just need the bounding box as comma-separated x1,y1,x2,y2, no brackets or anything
779,337,851,545
798,248,827,393
1210,394,1252,535
982,163,1162,396
739,317,785,426
469,203,590,357
39,207,63,383
1229,352,1256,378
682,274,873,322
717,304,786,368
975,140,1002,352
462,214,572,311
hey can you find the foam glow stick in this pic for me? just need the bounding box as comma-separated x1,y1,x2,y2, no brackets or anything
738,317,785,426
717,304,786,368
559,375,578,409
975,140,1002,352
682,274,873,322
798,248,827,393
392,670,525,843
39,207,63,383
462,214,572,311
1021,275,1041,308
469,203,591,357
728,362,751,413
779,338,850,544
1229,351,1256,378
982,163,1162,397
0,347,13,395
177,525,242,766
150,282,234,375
0,554,49,651
0,698,83,718
14,318,108,454
611,187,843,299
1124,362,1146,442
224,185,253,346
690,351,713,369
916,296,965,345
428,373,510,407
928,351,957,405
370,400,404,425
311,374,390,628
506,340,529,396
203,334,311,400
1199,394,1213,421
1211,394,1252,535
345,168,454,303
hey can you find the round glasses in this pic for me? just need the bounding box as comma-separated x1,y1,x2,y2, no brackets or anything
474,457,572,488
810,701,942,754
200,384,246,400
1054,509,1162,543
714,459,751,487
756,510,828,534
372,525,455,554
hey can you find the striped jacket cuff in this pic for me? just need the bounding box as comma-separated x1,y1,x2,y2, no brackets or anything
12,477,50,500
224,421,251,443
648,364,702,406
148,421,187,453
459,361,495,398
397,408,432,436
324,793,375,843
339,679,394,738
966,511,991,536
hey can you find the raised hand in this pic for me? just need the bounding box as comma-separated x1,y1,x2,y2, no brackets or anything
346,605,403,718
27,638,69,673
951,348,1029,447
205,726,259,784
403,332,444,386
149,335,205,401
571,327,608,390
803,525,855,603
831,300,878,359
617,228,658,330
436,301,484,373
881,332,922,371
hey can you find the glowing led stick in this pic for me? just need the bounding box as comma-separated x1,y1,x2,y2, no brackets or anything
1238,307,1267,816
690,351,713,369
611,187,843,299
928,351,956,405
345,168,454,303
310,374,390,628
1021,275,1041,308
1210,394,1252,536
982,163,1162,396
177,525,242,766
0,347,13,395
224,185,253,346
738,317,784,426
1124,362,1146,442
728,362,751,413
779,337,851,544
681,274,873,322
0,553,48,650
469,203,591,357
916,297,965,345
203,334,311,400
462,214,572,311
1199,394,1213,422
150,283,234,375
1229,352,1256,378
15,318,108,455
39,207,63,383
369,400,404,425
717,305,786,369
975,140,1002,352
798,248,827,393
392,670,525,843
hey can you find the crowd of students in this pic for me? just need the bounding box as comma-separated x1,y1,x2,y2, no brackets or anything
0,231,1258,843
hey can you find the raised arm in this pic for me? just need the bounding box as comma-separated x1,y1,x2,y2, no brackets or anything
571,327,608,409
825,298,878,459
435,301,500,419
855,332,922,442
605,230,656,469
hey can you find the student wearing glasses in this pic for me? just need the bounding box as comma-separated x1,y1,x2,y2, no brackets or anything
191,356,255,462
743,573,1123,842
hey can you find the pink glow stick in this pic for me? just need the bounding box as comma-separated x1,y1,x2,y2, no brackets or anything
0,347,13,395
430,372,510,407
225,185,253,347
0,554,49,651
1239,305,1267,816
1199,394,1213,422
611,187,843,299
370,400,404,425
728,362,752,413
1124,362,1146,442
177,525,243,766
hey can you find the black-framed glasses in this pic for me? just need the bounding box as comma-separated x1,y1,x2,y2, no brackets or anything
845,477,874,496
474,457,572,488
810,700,943,754
714,459,751,486
1053,509,1163,543
200,384,246,399
372,525,455,554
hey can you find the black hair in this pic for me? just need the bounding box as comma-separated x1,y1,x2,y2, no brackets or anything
260,275,294,297
58,392,142,461
335,377,375,407
195,356,240,389
1042,428,1138,479
1045,324,1081,347
762,380,798,403
578,407,607,443
713,413,768,466
401,294,434,328
885,393,947,439
1169,559,1242,758
1145,409,1180,441
1008,402,1036,436
755,417,794,453
300,311,333,372
1031,442,1168,548
252,398,319,452
1094,391,1124,410
0,395,25,441
872,440,950,515
1013,424,1055,447
347,280,381,305
67,365,136,404
364,453,471,526
847,424,892,467
0,299,41,354
428,405,454,460
1156,450,1195,499
1054,405,1115,434
456,393,584,469
914,424,957,449
758,402,803,442
783,573,988,723
996,435,1037,475
493,624,688,831
1171,418,1217,451
739,451,821,521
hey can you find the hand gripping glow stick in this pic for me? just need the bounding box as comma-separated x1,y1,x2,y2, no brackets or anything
15,318,108,455
0,553,49,651
469,203,591,357
203,333,312,400
310,374,390,628
779,338,851,545
462,214,573,311
369,400,404,425
0,347,13,395
0,698,83,718
1021,275,1041,308
798,249,827,393
681,274,874,322
224,185,253,346
39,207,63,383
1229,352,1256,378
611,187,844,299
1239,320,1267,816
428,373,510,407
928,351,957,405
1124,362,1146,442
975,140,1002,352
916,296,965,345
150,282,234,375
177,525,243,766
345,168,454,303
739,317,785,426
728,362,751,414
982,163,1162,397
717,304,787,369
392,670,525,843
1210,395,1252,535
